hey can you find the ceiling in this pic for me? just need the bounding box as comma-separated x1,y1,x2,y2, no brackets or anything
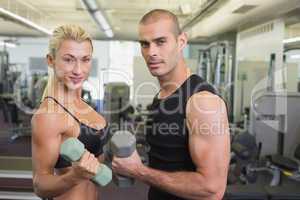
0,0,204,40
0,0,300,42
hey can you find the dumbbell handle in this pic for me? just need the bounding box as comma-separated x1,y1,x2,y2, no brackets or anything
114,151,135,187
60,138,112,186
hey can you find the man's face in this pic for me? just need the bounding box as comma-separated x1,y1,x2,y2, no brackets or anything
138,19,183,78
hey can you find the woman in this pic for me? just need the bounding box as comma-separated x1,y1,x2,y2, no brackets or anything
31,24,109,200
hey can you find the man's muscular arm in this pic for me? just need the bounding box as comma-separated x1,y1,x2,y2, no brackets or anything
113,91,230,200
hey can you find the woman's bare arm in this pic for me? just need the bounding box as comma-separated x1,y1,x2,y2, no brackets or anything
31,105,99,198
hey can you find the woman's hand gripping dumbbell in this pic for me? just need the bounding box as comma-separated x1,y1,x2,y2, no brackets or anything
60,138,112,186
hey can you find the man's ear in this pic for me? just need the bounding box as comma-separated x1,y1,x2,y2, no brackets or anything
178,32,188,51
47,54,54,69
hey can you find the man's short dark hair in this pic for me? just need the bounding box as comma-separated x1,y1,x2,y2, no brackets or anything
139,9,182,37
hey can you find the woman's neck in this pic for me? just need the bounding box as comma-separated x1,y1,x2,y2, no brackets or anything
51,78,82,104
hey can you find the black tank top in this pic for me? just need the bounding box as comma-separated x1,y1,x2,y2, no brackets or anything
44,96,110,169
146,74,217,200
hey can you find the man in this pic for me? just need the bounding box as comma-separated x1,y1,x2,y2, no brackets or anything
112,9,230,200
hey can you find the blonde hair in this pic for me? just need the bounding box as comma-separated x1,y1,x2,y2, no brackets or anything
41,24,93,100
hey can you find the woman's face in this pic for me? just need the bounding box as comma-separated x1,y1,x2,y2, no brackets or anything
48,39,93,91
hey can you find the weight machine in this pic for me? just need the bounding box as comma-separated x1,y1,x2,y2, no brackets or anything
197,41,234,121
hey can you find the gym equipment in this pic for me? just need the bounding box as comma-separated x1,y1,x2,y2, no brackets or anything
197,41,233,89
0,50,14,123
249,53,300,157
104,130,136,187
246,160,281,187
231,131,259,160
265,144,300,184
229,131,262,185
197,50,211,82
265,52,289,91
229,130,291,187
119,105,135,123
0,50,10,94
239,73,248,121
250,92,300,158
60,138,112,186
266,53,276,92
103,82,130,126
26,73,48,109
230,132,300,188
0,50,33,142
242,52,300,188
81,89,94,108
197,41,234,121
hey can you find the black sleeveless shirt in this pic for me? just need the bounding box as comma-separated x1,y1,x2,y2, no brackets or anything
146,74,217,200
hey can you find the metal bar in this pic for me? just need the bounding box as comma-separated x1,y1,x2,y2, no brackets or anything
0,191,40,200
0,170,32,179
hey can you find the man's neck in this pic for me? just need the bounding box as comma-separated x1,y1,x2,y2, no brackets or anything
158,60,191,98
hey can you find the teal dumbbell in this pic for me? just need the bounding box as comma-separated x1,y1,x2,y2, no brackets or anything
60,138,112,186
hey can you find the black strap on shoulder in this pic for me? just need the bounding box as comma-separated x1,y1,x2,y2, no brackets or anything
44,96,81,124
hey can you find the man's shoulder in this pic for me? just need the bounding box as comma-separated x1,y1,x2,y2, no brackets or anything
186,91,226,116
